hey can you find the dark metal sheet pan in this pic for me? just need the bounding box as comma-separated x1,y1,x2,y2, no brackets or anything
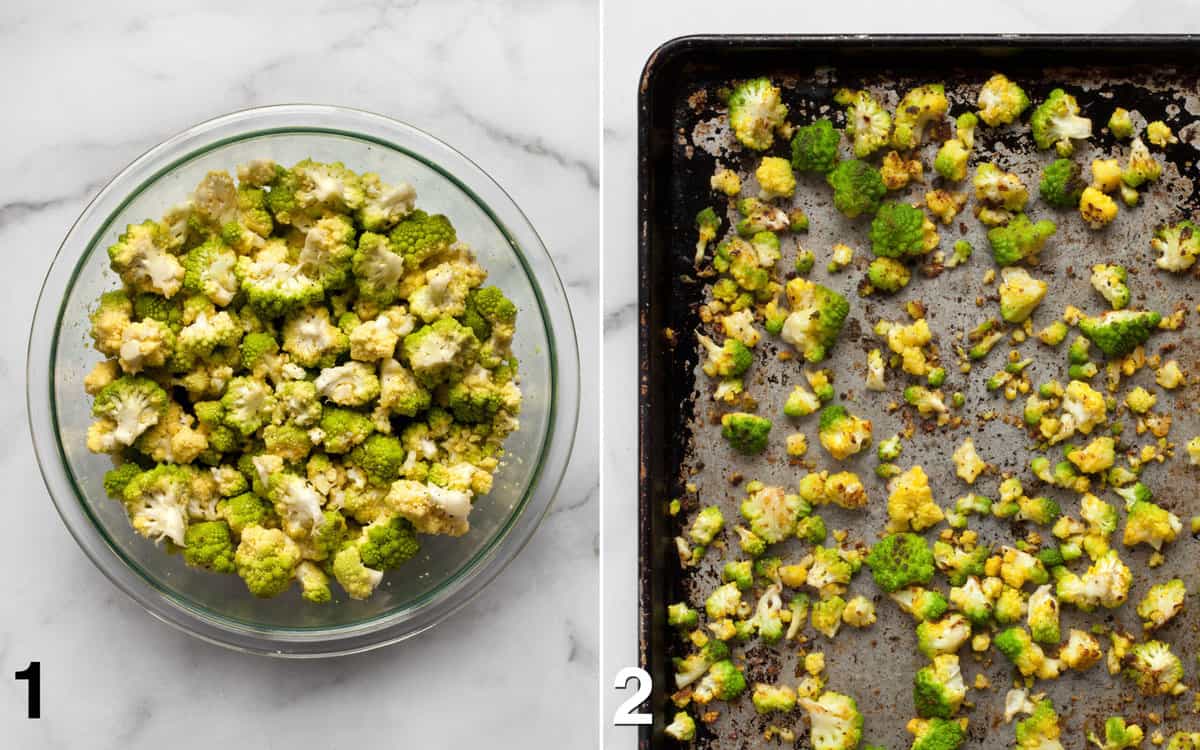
639,34,1200,749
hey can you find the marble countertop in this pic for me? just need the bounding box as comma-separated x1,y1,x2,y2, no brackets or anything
0,1,597,747
601,2,1200,747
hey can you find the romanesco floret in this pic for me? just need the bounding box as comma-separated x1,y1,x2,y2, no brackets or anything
866,533,935,592
1079,310,1162,358
913,654,966,719
721,412,772,455
870,202,928,259
1090,264,1130,310
1059,628,1103,671
1123,498,1181,551
1150,220,1200,272
755,156,795,200
220,492,273,535
798,691,864,750
909,717,968,750
818,404,872,460
1136,578,1185,631
891,587,949,623
1015,699,1063,750
987,214,1056,267
779,277,850,363
916,614,971,658
1146,120,1177,147
352,232,407,305
974,163,1029,226
296,561,332,604
402,318,479,388
1031,89,1093,156
664,712,696,742
891,84,949,151
331,544,384,600
235,240,325,318
728,78,788,151
356,172,415,232
182,237,239,307
949,576,991,625
357,516,420,569
791,118,840,173
1125,640,1186,696
998,267,1048,323
692,659,747,704
753,683,797,714
977,73,1030,126
740,483,803,544
388,208,457,270
107,220,185,299
838,88,892,158
182,520,236,573
1122,136,1162,188
1089,716,1144,750
1056,549,1132,611
887,466,943,533
1039,159,1085,208
934,139,970,182
120,464,190,547
88,376,169,451
234,524,301,598
827,159,887,219
1107,108,1134,140
995,626,1048,677
698,334,752,379
1027,584,1060,644
694,206,721,265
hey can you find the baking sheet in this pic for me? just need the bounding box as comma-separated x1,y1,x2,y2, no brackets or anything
639,35,1200,749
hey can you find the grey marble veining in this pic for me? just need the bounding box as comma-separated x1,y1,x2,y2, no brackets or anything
0,0,597,747
601,2,1200,748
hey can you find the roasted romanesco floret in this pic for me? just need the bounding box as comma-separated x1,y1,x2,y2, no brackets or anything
886,466,943,533
827,159,887,219
1031,89,1093,156
791,118,840,173
1039,159,1085,209
721,412,772,455
1079,310,1162,358
838,88,892,158
913,654,966,719
1125,640,1186,696
798,691,864,750
867,533,935,592
1150,220,1199,272
870,202,928,259
987,214,1056,267
891,84,949,151
728,78,789,151
977,73,1030,127
1089,716,1144,750
818,404,872,460
1136,578,1185,631
779,277,850,363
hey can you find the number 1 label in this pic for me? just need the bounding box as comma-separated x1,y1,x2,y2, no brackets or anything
14,661,40,719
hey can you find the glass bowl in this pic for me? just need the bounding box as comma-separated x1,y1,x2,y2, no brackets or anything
26,105,579,657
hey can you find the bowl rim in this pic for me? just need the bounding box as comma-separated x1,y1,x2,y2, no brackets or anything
26,104,580,657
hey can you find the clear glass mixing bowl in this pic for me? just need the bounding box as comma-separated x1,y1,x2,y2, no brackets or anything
27,105,579,657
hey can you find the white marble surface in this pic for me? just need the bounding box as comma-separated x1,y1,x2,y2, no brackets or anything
601,2,1200,747
0,1,597,747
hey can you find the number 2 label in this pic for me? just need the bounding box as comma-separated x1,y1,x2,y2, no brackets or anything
612,666,651,726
